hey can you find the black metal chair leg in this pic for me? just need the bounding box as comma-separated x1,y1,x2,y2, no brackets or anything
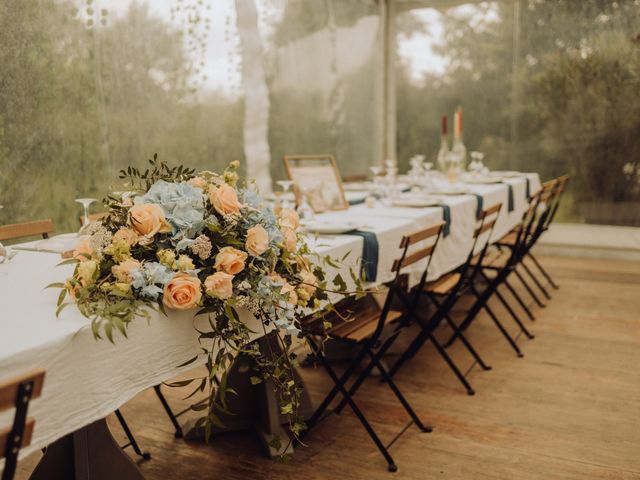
153,385,183,438
527,252,559,289
428,335,475,395
443,313,492,371
306,338,398,472
387,324,432,380
503,275,536,321
481,301,524,358
304,342,371,430
514,268,546,308
334,330,402,415
114,409,151,461
366,350,432,432
520,261,551,299
494,282,535,339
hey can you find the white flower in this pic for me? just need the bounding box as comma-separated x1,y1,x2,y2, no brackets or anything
190,235,212,260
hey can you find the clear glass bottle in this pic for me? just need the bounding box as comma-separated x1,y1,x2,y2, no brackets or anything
436,114,449,172
451,107,467,172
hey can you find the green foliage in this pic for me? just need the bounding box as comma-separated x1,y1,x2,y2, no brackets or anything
396,0,640,225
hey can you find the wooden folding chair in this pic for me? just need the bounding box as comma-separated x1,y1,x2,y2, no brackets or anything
1,370,45,480
301,221,445,472
0,220,54,242
495,177,566,308
520,174,570,292
446,189,545,357
386,203,504,395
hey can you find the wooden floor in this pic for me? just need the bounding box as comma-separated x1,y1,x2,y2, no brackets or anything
16,255,640,479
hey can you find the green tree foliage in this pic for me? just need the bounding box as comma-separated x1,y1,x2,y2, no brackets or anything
0,0,243,233
397,0,640,225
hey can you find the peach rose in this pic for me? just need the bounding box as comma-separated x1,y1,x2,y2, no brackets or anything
162,273,202,310
113,227,139,246
73,237,94,261
129,203,171,237
214,246,247,275
209,184,242,215
281,282,298,306
187,176,207,189
268,273,297,306
112,258,141,283
204,271,234,300
282,227,297,253
278,208,300,230
299,268,317,296
245,224,269,256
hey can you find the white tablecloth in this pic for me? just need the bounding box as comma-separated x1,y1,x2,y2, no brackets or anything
315,174,540,284
0,173,539,458
0,235,362,459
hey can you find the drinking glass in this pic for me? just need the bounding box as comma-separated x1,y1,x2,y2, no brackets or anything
276,180,294,210
76,198,97,228
296,185,315,222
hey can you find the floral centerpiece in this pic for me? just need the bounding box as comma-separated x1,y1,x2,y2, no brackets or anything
53,155,361,447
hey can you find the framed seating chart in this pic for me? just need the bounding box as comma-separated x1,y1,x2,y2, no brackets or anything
283,154,348,213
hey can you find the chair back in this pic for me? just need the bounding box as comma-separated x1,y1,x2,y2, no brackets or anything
0,220,54,242
0,369,45,480
544,174,569,230
466,203,503,280
375,221,446,337
511,181,557,260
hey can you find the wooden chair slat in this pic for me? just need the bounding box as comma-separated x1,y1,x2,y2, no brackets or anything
0,220,54,242
0,417,35,456
330,309,380,338
424,273,461,295
475,217,498,237
481,202,503,217
392,244,436,272
400,221,444,248
0,370,46,411
345,310,402,342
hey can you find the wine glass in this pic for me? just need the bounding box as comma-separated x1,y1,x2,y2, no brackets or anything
276,180,294,210
76,198,97,228
296,185,315,223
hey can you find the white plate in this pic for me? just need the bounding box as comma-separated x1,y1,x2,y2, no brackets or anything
392,195,441,208
302,221,362,235
343,181,372,192
464,176,503,184
490,171,521,178
430,186,470,195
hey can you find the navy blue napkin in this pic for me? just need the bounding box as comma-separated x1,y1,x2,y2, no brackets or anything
435,204,451,238
350,230,379,282
471,193,484,219
503,183,515,212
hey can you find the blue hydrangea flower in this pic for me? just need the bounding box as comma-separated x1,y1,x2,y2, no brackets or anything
136,180,206,240
130,262,175,300
239,189,284,252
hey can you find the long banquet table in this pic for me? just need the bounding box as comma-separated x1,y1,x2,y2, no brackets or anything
0,173,539,476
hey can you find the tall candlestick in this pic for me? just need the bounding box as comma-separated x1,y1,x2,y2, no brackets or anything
441,114,448,136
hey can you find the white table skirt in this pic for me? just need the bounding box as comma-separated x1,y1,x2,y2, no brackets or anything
0,235,362,459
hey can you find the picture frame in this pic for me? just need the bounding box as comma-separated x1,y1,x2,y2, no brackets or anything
283,154,349,213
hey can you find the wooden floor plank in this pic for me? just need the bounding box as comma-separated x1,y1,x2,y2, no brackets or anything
15,255,640,479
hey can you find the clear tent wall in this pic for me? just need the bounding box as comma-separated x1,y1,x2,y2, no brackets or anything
0,0,639,232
